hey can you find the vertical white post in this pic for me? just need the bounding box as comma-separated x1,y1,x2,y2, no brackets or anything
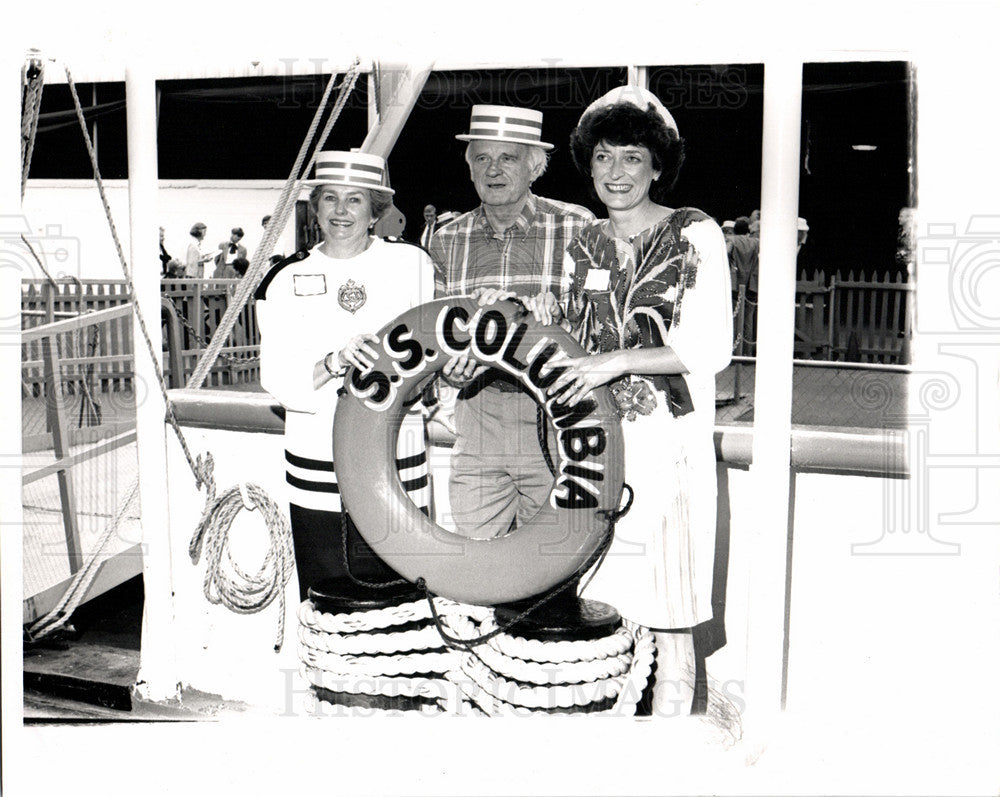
126,64,179,701
1,51,25,751
626,65,648,88
744,60,802,724
367,65,378,132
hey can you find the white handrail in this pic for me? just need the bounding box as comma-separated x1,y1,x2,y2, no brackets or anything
20,302,132,342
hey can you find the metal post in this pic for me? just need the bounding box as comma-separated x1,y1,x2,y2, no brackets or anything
744,59,802,725
41,335,83,573
43,279,54,324
360,62,434,159
160,298,184,389
126,64,180,702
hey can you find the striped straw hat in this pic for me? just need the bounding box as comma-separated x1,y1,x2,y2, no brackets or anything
455,105,553,150
303,151,395,194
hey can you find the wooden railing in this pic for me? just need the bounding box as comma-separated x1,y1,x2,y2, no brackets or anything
23,269,912,395
21,278,261,392
22,279,134,396
738,269,913,364
159,278,261,387
22,305,138,575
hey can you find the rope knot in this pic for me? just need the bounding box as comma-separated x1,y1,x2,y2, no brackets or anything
194,452,216,493
597,482,634,525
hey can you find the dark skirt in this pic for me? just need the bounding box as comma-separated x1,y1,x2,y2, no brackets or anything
289,504,405,601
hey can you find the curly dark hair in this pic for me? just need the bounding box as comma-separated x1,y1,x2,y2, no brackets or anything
570,102,685,202
308,185,393,228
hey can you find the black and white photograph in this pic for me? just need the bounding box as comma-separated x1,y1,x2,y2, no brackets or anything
3,3,999,795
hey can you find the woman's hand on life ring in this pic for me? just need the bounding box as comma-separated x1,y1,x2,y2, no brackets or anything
441,349,486,386
547,350,623,407
332,296,625,606
338,333,381,373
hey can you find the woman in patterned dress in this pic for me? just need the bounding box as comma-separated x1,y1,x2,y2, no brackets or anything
551,88,733,714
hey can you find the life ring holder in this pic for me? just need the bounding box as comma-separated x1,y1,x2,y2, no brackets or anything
332,297,625,607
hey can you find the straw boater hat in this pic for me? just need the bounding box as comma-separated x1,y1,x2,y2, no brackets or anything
580,85,679,135
455,105,553,150
303,150,395,195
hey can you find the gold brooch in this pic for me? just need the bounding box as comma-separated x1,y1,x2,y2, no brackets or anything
337,279,366,314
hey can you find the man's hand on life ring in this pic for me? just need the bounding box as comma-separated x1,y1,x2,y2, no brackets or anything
519,291,563,326
473,287,563,326
442,349,486,387
338,333,381,373
471,287,517,305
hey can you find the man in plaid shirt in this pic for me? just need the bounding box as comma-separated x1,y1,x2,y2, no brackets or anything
428,105,594,539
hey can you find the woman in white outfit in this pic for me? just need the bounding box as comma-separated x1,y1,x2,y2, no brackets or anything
255,151,434,600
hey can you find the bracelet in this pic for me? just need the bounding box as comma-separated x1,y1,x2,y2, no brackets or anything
323,352,344,378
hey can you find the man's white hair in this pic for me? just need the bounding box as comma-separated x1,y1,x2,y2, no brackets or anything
464,142,550,180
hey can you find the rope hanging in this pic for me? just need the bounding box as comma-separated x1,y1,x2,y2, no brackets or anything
21,53,44,199
187,454,296,651
19,232,58,286
48,61,359,650
64,64,205,484
185,58,362,390
26,479,140,642
20,55,58,287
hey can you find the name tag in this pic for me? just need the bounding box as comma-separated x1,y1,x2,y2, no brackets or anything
293,274,327,296
583,268,611,291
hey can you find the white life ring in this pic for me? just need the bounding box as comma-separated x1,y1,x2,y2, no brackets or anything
332,297,625,606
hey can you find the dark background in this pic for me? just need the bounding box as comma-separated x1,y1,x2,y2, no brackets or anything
29,61,911,279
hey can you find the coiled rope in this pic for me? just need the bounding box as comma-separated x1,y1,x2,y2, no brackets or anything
25,60,359,649
187,453,295,651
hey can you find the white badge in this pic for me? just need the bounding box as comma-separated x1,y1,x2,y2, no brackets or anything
583,268,611,291
293,274,327,296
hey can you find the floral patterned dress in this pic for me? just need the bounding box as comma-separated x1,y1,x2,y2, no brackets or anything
565,208,732,629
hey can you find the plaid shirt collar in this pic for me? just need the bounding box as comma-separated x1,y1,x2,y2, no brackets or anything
472,193,538,237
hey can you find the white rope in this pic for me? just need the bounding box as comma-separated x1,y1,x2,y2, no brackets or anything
299,647,455,678
297,597,436,634
456,652,626,710
297,622,445,656
26,478,140,641
480,615,634,663
447,670,502,716
187,466,296,651
442,607,633,685
609,622,656,717
478,638,633,685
